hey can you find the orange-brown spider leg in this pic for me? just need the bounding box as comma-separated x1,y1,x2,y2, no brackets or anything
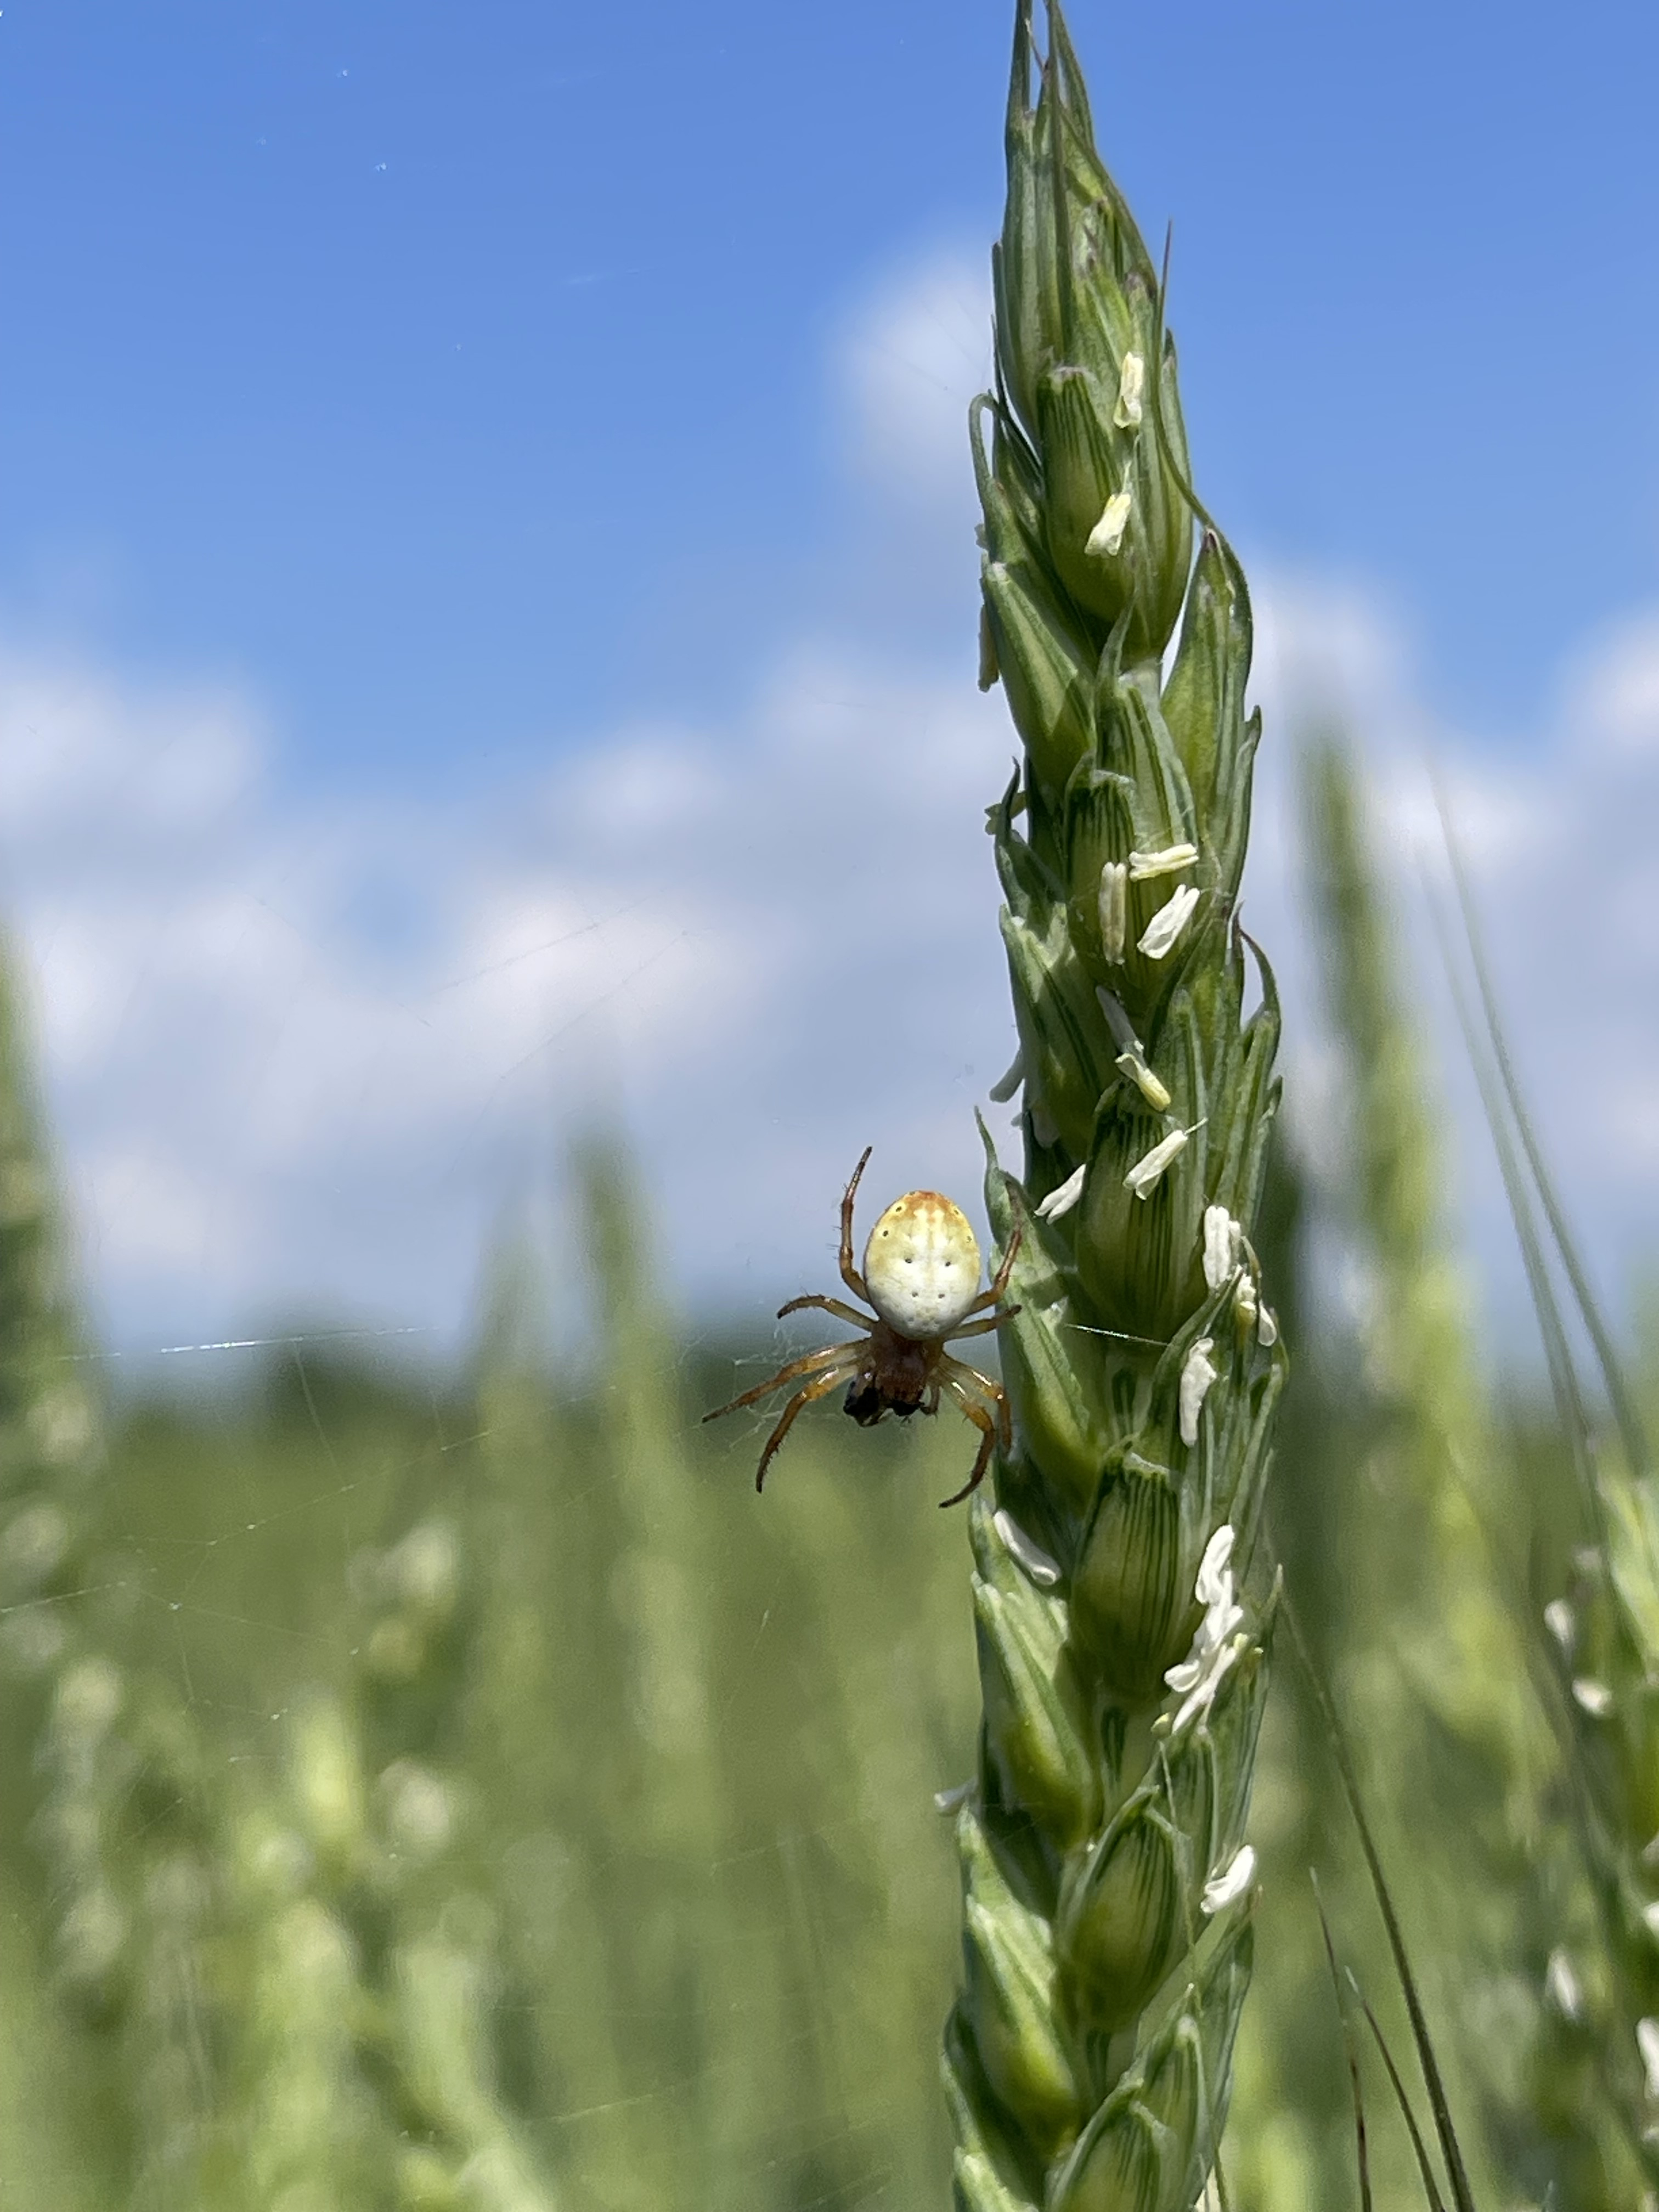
987,1218,1023,1303
777,1292,869,1327
936,1380,999,1509
939,1351,1014,1494
753,1358,861,1493
960,1220,1024,1319
946,1305,1022,1341
939,1354,1013,1442
703,1341,855,1424
839,1146,874,1302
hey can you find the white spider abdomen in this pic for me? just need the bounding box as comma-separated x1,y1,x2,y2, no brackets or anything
864,1191,983,1340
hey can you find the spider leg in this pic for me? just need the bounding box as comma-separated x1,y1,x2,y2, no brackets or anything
754,1359,860,1493
960,1220,1024,1318
946,1306,1022,1341
778,1292,870,1328
839,1146,873,1302
703,1341,855,1423
936,1378,999,1508
987,1218,1023,1305
939,1354,1013,1451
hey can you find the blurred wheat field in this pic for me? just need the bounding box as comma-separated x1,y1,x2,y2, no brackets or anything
0,741,1654,2209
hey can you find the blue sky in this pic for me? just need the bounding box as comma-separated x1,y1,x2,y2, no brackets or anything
2,0,1658,1357
8,0,1659,770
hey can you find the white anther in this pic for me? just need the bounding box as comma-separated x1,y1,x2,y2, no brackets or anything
933,1781,973,1816
1128,843,1198,881
1124,1122,1199,1201
1644,1901,1659,1940
1170,1633,1242,1735
1179,1338,1218,1448
1116,1051,1171,1111
988,1050,1024,1104
993,1510,1063,1589
1164,1632,1218,1701
1202,1205,1242,1293
1035,1164,1087,1223
1544,1598,1575,1652
1166,1527,1245,1731
1233,1274,1259,1332
1113,350,1145,430
1573,1677,1613,1717
1098,862,1127,963
1257,1305,1279,1348
1086,489,1132,558
1195,1525,1236,1608
1545,1948,1584,2022
1200,1843,1256,1917
1639,2018,1659,2099
1138,883,1201,961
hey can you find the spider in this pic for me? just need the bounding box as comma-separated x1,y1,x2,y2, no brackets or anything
704,1147,1021,1508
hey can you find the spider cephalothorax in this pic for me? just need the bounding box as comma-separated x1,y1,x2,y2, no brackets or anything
704,1148,1020,1507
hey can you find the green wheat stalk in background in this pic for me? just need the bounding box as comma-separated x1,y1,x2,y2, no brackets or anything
945,5,1285,2205
1541,1340,1659,2188
0,938,231,2210
1285,741,1606,2211
1436,813,1659,2196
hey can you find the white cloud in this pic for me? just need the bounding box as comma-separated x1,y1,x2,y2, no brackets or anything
1250,578,1659,1326
1568,613,1659,760
0,623,1018,1359
838,251,992,512
1,249,1656,1369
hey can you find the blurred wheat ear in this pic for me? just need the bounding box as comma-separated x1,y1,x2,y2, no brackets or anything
1228,736,1627,2212
1298,738,1571,2208
1430,778,1659,2198
944,6,1286,2203
0,931,236,2209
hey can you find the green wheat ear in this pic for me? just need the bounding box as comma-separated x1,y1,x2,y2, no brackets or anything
946,5,1285,2205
